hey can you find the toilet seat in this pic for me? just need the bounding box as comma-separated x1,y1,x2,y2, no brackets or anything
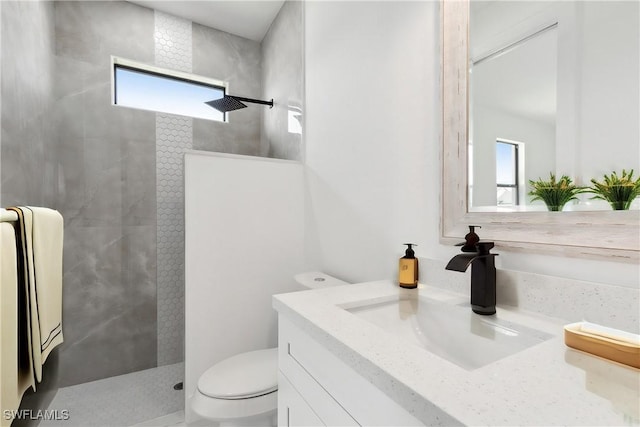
191,386,277,422
197,348,278,399
191,348,278,423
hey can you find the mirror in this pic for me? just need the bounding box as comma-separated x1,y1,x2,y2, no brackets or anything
441,0,639,260
468,1,638,212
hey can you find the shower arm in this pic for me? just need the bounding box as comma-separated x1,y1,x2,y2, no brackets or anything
230,96,273,108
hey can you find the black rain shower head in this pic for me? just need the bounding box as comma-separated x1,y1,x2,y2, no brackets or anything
205,95,274,113
205,96,247,112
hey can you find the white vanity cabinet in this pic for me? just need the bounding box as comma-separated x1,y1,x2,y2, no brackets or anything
277,316,424,427
278,373,325,427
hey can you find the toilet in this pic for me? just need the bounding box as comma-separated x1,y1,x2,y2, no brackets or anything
190,272,350,427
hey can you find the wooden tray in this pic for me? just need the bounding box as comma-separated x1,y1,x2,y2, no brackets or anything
564,322,640,369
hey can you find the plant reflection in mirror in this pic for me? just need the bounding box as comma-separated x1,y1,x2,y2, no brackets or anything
528,173,585,211
588,169,640,210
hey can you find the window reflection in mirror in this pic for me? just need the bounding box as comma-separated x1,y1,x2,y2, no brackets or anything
496,140,521,207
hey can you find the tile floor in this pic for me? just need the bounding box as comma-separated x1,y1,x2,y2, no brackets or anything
39,363,184,427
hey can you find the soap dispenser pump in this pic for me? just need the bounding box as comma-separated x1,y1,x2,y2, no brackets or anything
399,243,418,289
461,225,481,252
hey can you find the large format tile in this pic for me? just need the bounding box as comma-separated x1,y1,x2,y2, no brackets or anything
191,22,262,156
59,225,157,386
261,0,303,161
77,136,123,227
1,112,57,207
1,1,57,207
54,1,154,67
122,138,157,226
192,116,261,156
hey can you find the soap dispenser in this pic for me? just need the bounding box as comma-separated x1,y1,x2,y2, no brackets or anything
399,243,418,289
460,225,481,252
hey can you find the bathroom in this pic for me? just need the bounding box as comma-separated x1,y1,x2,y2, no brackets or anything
0,0,638,426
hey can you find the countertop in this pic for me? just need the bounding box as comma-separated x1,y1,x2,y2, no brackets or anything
273,280,640,426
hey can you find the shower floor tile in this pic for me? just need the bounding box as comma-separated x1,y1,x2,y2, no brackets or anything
40,362,184,427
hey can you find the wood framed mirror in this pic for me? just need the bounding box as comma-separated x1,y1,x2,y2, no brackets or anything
440,0,639,262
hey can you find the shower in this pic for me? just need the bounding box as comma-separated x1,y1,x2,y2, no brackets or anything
205,95,274,113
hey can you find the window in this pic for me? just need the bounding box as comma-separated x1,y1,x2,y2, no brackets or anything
112,57,227,122
496,140,519,206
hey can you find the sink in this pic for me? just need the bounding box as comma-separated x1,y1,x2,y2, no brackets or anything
345,294,552,370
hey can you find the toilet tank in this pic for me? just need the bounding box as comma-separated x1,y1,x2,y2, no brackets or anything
294,272,351,290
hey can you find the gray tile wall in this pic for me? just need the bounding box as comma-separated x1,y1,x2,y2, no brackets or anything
192,23,263,155
52,0,158,386
1,0,56,208
261,1,304,161
1,1,59,419
4,0,161,388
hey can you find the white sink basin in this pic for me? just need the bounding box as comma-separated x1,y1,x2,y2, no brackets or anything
346,294,552,370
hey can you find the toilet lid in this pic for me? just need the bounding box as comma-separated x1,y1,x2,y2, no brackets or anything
198,348,278,400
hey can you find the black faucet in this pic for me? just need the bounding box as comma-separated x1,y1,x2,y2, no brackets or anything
445,241,498,315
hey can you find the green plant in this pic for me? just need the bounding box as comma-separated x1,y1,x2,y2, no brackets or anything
528,173,585,211
588,169,640,210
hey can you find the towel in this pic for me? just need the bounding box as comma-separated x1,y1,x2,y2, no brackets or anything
1,222,35,426
579,322,640,346
8,207,64,384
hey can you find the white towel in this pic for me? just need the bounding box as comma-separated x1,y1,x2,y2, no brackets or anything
8,207,64,384
579,322,640,346
1,222,35,426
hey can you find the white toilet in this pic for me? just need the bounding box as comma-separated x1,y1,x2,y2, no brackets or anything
190,272,350,427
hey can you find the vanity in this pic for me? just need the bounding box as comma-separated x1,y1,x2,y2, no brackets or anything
273,279,640,426
272,0,640,424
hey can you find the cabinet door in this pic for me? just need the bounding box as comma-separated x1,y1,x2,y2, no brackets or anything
278,316,422,426
278,372,324,427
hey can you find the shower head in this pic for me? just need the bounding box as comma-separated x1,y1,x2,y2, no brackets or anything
205,95,274,113
205,96,247,112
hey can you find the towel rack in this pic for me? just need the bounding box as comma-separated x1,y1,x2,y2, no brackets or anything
0,208,18,223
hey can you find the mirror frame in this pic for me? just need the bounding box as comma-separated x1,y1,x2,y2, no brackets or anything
440,0,639,262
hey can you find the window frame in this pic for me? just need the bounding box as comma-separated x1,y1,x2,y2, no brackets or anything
111,56,229,122
495,139,521,206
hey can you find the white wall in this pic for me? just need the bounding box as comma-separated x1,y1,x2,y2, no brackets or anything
304,1,639,288
304,1,442,283
184,151,305,422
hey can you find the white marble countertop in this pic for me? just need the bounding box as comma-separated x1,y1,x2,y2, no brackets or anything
273,280,640,426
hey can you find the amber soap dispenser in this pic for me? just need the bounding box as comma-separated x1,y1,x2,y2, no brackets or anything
398,243,418,289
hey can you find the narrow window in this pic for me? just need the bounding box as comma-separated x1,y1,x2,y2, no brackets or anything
112,57,226,122
496,140,519,206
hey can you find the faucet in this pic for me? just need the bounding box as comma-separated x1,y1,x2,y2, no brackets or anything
445,241,498,315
